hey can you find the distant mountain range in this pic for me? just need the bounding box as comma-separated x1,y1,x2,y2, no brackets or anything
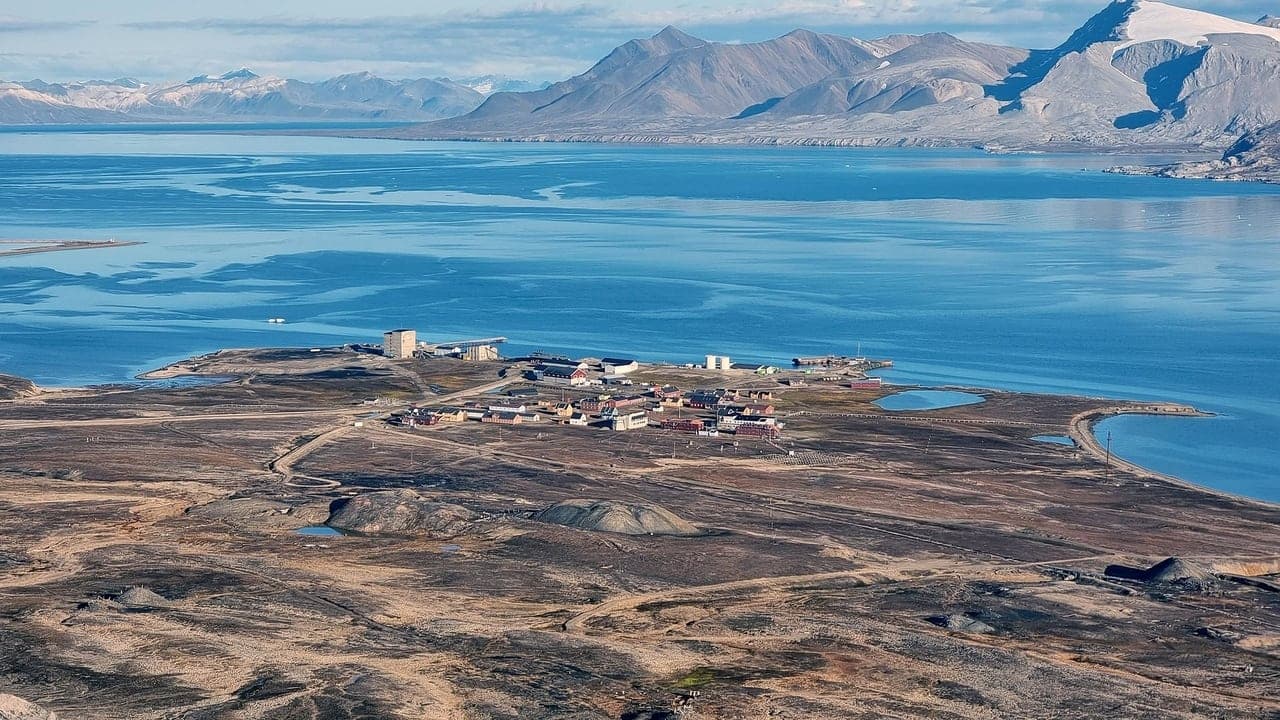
0,69,488,123
383,0,1280,174
4,0,1280,181
454,75,553,96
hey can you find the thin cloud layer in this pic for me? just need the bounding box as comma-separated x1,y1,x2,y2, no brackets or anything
0,17,94,33
1,0,1272,82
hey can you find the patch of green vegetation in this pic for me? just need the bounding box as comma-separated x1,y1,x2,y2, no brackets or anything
673,667,718,689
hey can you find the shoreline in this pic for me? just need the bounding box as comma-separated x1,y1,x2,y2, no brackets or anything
1105,164,1280,186
1065,405,1278,509
317,126,1219,157
2,343,1278,716
7,343,1274,508
138,347,1280,508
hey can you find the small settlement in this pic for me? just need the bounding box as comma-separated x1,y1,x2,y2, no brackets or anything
380,328,892,441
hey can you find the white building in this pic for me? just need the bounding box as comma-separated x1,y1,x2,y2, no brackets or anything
488,404,527,414
383,329,417,359
609,410,649,432
602,357,639,375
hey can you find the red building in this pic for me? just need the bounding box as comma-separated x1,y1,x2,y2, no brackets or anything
604,395,646,411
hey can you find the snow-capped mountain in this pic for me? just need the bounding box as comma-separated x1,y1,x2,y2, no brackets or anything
0,69,485,124
454,75,551,95
401,0,1280,154
990,0,1280,140
9,0,1280,164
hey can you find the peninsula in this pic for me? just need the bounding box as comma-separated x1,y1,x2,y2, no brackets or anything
0,335,1275,719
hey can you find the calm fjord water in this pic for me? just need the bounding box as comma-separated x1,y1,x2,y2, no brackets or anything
1,130,1277,502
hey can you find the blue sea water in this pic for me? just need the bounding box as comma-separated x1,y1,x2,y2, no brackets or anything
0,129,1278,502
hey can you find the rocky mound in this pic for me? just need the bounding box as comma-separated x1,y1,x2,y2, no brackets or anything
927,614,995,634
114,586,171,611
1195,626,1244,643
0,694,57,720
326,490,475,537
1105,557,1216,584
533,499,700,536
0,375,37,400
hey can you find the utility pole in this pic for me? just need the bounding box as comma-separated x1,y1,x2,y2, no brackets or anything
1105,430,1112,480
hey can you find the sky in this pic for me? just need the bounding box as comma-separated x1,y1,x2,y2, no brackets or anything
0,0,1273,83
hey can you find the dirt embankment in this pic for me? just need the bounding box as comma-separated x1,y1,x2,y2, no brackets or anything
0,375,37,400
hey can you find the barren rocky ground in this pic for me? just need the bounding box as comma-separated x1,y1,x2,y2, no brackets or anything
0,349,1275,718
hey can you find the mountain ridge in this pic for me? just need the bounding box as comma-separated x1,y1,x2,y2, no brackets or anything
0,70,487,124
381,0,1280,167
1108,120,1280,181
6,0,1280,180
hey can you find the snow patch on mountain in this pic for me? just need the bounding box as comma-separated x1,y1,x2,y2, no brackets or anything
1118,0,1280,48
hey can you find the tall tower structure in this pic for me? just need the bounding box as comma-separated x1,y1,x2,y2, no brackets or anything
383,329,417,359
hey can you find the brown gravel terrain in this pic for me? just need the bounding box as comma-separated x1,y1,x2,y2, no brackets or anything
0,349,1276,719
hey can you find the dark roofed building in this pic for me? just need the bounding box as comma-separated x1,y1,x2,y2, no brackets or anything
601,357,639,374
542,366,589,386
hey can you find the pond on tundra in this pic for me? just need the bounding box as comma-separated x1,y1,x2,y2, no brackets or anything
874,390,986,411
296,526,344,537
1032,434,1076,446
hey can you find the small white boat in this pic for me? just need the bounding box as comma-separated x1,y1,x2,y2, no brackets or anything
267,317,286,324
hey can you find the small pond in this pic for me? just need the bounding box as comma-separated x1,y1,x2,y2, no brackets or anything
874,390,985,411
1032,434,1075,447
296,525,344,537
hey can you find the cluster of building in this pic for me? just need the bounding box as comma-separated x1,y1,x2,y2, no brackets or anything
389,403,548,428
523,355,640,387
699,354,779,375
382,330,889,388
377,337,897,441
389,379,784,439
382,328,505,362
792,353,894,373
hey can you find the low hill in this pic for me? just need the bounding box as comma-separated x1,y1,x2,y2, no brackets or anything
326,490,476,537
0,375,36,400
534,499,700,536
1105,556,1217,583
1108,122,1280,181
